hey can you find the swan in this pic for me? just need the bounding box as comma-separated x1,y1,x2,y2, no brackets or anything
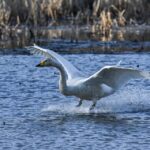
27,44,150,110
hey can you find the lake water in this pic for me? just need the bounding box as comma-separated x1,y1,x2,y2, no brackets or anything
1,53,150,149
1,25,150,54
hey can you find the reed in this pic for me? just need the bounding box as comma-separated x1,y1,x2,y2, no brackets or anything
0,0,149,26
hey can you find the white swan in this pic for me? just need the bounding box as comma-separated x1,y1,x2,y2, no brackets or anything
27,44,150,110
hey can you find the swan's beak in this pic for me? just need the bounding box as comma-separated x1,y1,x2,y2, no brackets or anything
36,63,42,67
36,61,45,67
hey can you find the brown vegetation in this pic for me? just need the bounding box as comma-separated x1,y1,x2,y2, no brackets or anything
0,0,150,50
0,0,149,27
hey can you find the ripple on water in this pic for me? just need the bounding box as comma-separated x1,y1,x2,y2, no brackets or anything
0,54,150,149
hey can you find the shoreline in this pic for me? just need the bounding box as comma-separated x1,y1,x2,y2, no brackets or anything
0,24,150,55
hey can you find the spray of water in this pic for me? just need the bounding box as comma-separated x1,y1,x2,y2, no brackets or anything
42,88,150,115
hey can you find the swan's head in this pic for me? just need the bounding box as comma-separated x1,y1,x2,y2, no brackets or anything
36,58,55,67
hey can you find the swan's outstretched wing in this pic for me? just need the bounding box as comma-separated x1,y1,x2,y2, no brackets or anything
27,44,84,79
85,66,150,89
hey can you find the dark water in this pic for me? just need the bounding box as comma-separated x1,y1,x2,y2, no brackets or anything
1,25,150,54
1,54,150,149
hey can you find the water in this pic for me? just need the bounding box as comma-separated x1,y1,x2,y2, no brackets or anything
1,25,150,54
1,53,150,149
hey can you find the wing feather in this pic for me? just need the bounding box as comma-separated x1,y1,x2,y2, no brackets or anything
85,66,150,89
27,44,84,79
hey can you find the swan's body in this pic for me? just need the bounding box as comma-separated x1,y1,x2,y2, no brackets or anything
27,45,150,110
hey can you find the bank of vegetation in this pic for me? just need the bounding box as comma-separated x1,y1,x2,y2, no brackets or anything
0,0,149,27
0,0,150,52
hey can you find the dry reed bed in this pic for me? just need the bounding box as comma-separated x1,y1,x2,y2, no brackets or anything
0,0,150,50
0,0,149,26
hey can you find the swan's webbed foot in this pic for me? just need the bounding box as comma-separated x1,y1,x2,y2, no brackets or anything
76,99,83,107
90,101,97,110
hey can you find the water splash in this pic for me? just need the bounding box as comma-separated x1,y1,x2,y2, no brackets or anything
42,88,150,115
42,104,92,114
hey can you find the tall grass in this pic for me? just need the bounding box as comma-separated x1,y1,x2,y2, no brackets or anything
0,0,149,27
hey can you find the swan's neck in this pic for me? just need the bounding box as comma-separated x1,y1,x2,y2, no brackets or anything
54,64,68,93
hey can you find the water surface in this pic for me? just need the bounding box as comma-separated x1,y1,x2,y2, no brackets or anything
1,25,150,54
0,54,150,149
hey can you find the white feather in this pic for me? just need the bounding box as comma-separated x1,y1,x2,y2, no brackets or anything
26,45,150,109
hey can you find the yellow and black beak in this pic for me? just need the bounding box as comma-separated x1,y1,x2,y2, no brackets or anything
36,60,45,67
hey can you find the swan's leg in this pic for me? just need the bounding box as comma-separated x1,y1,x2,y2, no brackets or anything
76,99,83,107
90,101,97,110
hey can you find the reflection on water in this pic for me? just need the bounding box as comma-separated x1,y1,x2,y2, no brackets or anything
0,25,150,53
